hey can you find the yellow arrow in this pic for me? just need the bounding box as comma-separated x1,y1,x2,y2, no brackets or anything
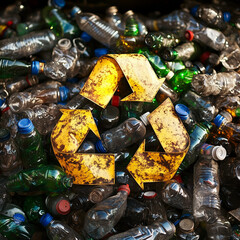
51,109,115,185
80,54,165,108
127,98,190,189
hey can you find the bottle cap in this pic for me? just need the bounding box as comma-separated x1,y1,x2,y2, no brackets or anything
223,12,231,22
56,200,71,215
190,5,199,16
80,32,92,42
89,189,103,203
145,34,155,48
58,38,72,51
0,98,5,107
94,48,109,57
0,128,10,142
13,213,25,224
179,219,194,233
235,108,240,117
18,118,34,134
162,49,178,61
95,140,107,153
185,30,194,41
200,51,211,64
106,6,118,14
173,174,183,183
140,112,150,126
175,104,190,121
111,95,121,107
213,114,225,128
165,71,174,80
212,146,227,161
70,6,81,18
52,0,65,8
31,61,40,75
40,213,54,227
143,191,157,199
118,184,130,195
59,86,70,102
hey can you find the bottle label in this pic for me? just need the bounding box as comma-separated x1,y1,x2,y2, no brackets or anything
200,143,214,156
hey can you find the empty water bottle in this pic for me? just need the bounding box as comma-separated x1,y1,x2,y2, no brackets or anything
200,143,227,161
105,6,124,32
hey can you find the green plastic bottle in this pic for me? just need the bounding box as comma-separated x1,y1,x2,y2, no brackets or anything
177,121,212,173
0,59,40,79
138,49,174,80
16,118,47,169
23,196,47,223
168,68,199,93
42,1,80,38
7,165,72,194
0,213,38,240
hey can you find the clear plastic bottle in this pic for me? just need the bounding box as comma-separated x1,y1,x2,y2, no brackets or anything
84,184,130,239
3,75,39,96
40,213,84,240
145,32,181,51
142,191,167,225
190,4,231,30
7,165,72,194
160,180,192,212
95,117,146,153
191,71,240,96
9,86,69,113
161,42,201,62
73,8,119,48
0,128,22,177
181,90,217,122
0,203,26,219
175,104,197,132
193,158,221,223
177,121,212,173
45,194,71,217
0,30,57,59
146,10,228,51
19,104,61,135
105,6,124,32
219,45,240,70
16,118,47,169
108,219,176,240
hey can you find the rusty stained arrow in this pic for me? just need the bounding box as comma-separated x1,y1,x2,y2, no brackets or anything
80,54,165,108
127,98,190,189
51,109,115,185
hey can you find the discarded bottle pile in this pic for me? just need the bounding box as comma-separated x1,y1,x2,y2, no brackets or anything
1,0,240,239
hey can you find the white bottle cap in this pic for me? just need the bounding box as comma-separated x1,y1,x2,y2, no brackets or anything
165,71,174,80
212,146,227,161
58,38,72,51
140,112,150,126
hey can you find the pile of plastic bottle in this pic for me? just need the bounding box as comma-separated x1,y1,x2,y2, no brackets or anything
2,0,240,239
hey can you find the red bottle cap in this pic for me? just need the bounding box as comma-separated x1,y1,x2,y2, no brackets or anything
6,21,13,27
143,191,157,199
56,200,71,215
185,30,194,41
111,95,121,107
200,51,211,64
118,184,130,195
173,174,183,184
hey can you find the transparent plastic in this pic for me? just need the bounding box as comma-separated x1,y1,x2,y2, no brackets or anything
191,71,240,96
160,180,192,212
105,6,124,32
84,188,129,239
108,219,176,240
0,30,57,59
98,118,146,152
193,158,221,222
220,45,240,70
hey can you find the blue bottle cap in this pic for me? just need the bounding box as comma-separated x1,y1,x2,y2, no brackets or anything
13,213,25,224
190,5,199,16
80,32,92,42
67,77,79,83
95,140,107,153
40,213,53,227
59,86,70,102
18,118,34,134
175,104,190,121
31,61,40,75
0,98,5,107
213,114,225,128
58,101,67,105
94,48,109,58
223,12,231,22
52,0,65,8
70,6,81,18
0,128,10,142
